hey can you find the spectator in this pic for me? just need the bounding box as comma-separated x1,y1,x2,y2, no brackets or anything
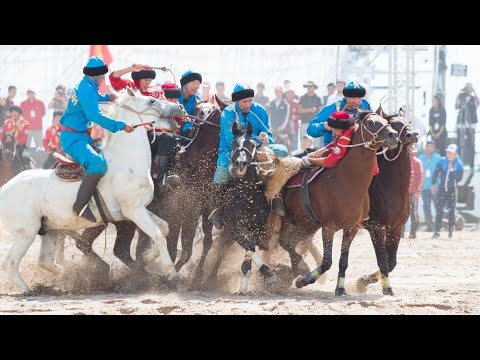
298,80,322,141
201,81,214,102
323,82,335,106
418,140,441,232
269,86,290,139
0,105,32,169
428,95,447,156
47,84,68,112
283,80,299,101
407,152,424,239
455,82,478,168
0,85,17,126
215,81,231,102
20,88,46,149
326,80,346,105
284,89,300,149
432,143,464,239
252,82,269,111
42,110,64,169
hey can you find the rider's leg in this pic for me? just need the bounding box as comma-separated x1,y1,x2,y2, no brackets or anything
66,139,108,223
155,132,179,189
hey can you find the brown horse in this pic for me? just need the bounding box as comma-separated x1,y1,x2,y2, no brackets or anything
279,111,398,295
0,133,33,187
356,107,418,295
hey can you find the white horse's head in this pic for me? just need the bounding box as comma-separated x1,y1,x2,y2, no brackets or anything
107,87,186,132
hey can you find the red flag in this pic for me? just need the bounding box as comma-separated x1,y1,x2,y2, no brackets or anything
89,45,113,93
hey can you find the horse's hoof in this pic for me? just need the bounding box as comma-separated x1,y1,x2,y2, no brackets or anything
295,276,307,289
167,272,182,285
335,287,348,296
356,278,368,294
265,274,278,286
383,287,394,296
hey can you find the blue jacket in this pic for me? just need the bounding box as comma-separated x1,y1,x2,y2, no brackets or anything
217,102,273,167
418,152,441,190
60,76,125,148
431,156,464,192
178,92,201,132
307,98,371,145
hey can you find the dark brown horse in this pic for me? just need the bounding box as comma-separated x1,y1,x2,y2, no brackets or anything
0,133,33,187
278,111,398,295
70,96,225,281
356,107,418,295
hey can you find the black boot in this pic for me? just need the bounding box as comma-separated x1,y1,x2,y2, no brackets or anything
73,173,103,223
425,216,434,232
271,196,286,217
156,155,180,191
209,183,226,230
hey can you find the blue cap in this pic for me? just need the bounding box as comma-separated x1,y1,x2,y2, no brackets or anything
343,81,366,97
83,56,108,76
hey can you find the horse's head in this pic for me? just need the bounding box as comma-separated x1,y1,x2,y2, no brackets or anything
356,111,398,150
1,132,16,163
229,121,256,177
388,108,419,146
116,87,186,132
195,101,216,120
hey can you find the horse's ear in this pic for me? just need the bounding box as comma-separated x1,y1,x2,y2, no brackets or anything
215,94,228,111
399,107,405,117
246,121,253,138
232,120,240,136
375,104,383,116
126,87,136,97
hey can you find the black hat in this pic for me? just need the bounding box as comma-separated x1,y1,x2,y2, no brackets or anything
132,69,156,81
231,84,254,102
327,111,355,129
8,105,23,115
180,70,202,87
343,81,366,98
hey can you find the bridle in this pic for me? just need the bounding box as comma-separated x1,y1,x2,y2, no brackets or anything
336,113,392,151
381,118,416,161
179,106,221,151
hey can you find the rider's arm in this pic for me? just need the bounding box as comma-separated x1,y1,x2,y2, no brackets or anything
109,72,134,91
307,105,330,138
78,87,126,133
251,105,274,145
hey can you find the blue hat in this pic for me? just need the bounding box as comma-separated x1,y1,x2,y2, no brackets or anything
343,81,366,98
231,84,254,102
426,139,436,146
180,70,202,87
83,56,108,76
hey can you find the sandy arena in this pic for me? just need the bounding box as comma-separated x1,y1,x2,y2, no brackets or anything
0,225,478,315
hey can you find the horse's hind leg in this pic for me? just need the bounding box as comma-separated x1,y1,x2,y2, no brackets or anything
39,231,65,275
278,221,309,274
382,227,402,296
237,257,252,295
5,235,36,294
193,212,214,284
112,221,139,271
335,226,360,296
174,216,198,272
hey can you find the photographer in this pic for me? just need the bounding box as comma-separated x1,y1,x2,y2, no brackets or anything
455,82,478,168
48,84,68,112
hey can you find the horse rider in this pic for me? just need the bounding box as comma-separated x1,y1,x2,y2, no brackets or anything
110,63,184,190
42,110,64,169
307,81,371,147
209,84,289,230
59,56,135,223
302,110,379,174
178,70,203,132
0,105,32,169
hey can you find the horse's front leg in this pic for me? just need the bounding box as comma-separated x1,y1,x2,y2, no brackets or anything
124,206,178,283
335,226,360,296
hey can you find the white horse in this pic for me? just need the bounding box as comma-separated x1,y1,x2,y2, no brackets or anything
0,87,187,294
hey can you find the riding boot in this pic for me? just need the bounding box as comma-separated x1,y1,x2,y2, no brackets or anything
209,183,227,230
73,173,103,223
271,196,286,217
156,155,180,191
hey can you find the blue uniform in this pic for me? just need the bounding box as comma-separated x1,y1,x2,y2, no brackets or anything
60,75,126,174
307,98,371,145
213,102,287,183
178,92,201,133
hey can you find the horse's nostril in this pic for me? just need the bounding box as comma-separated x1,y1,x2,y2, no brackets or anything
389,132,395,138
406,133,411,137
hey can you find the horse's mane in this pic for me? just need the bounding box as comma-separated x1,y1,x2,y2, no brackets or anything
99,90,132,148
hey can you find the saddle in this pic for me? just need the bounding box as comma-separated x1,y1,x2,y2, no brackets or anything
53,152,85,181
286,167,324,188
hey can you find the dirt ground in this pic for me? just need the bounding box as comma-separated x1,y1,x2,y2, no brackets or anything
0,226,478,315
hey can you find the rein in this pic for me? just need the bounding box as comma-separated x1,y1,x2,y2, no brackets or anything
382,121,412,161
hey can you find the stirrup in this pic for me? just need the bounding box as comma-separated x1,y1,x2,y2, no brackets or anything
77,203,97,223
